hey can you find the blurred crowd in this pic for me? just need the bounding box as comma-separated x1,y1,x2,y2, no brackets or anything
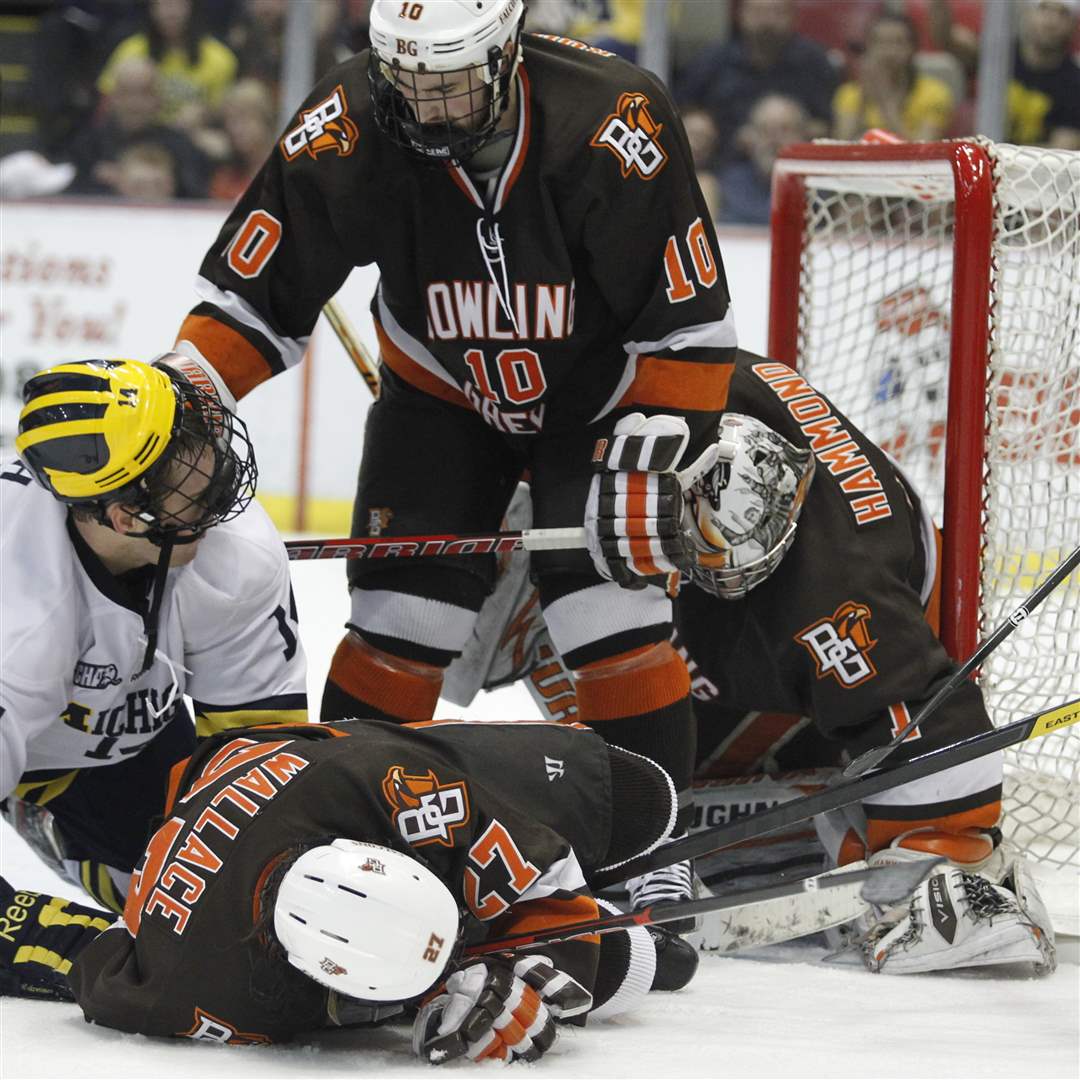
1,0,1078,225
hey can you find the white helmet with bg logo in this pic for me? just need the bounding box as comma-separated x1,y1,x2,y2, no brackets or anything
368,0,526,164
686,414,815,600
273,838,460,1003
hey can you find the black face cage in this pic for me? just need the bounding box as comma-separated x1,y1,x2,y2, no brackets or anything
102,372,257,545
367,33,520,165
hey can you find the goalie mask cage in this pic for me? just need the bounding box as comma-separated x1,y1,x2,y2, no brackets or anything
768,139,1079,873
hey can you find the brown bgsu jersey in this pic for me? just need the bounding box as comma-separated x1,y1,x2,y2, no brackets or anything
675,352,996,772
69,719,616,1044
176,34,735,451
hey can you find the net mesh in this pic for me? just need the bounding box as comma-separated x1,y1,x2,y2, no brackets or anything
780,141,1079,870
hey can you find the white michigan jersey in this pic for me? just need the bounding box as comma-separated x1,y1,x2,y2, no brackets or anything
0,456,307,799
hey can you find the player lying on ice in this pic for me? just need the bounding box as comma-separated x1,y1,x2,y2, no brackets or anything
448,347,1058,977
64,717,676,1060
0,358,306,999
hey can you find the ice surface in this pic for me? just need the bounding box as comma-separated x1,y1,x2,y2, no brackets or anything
2,559,1077,1080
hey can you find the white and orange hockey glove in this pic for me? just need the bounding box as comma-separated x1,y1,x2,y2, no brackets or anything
412,955,591,1065
585,413,718,588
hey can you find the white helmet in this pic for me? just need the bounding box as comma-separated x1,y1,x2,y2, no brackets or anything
367,0,526,163
273,839,460,1003
686,414,815,600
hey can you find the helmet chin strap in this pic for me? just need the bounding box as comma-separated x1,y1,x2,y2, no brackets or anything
133,533,175,678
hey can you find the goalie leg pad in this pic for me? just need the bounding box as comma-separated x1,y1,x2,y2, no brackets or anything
863,849,1056,976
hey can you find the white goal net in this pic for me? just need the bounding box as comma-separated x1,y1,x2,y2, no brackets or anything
769,139,1079,873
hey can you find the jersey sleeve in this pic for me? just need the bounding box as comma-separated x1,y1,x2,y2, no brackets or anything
178,502,307,735
0,477,81,798
173,64,369,399
579,68,736,459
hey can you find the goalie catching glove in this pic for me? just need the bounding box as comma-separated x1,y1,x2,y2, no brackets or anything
585,413,718,587
0,877,113,1001
412,955,592,1065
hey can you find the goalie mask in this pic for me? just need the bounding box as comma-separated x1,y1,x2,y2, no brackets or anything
367,0,525,165
273,839,461,1004
686,414,815,600
16,358,256,545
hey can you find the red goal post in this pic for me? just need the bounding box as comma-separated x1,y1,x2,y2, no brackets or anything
766,138,1080,877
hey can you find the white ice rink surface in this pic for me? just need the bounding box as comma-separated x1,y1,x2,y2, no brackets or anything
2,560,1078,1080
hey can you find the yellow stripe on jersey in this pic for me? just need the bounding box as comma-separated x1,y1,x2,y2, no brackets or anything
15,770,78,806
195,707,309,737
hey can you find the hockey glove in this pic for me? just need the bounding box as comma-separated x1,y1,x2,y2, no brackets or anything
412,955,591,1065
153,349,238,412
0,879,114,1001
585,413,718,587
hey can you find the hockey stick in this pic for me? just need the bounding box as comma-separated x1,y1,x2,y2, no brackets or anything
590,696,1080,891
465,858,944,955
285,527,587,561
322,299,381,398
845,541,1080,777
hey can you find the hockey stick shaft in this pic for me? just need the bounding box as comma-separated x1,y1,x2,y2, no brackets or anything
845,542,1080,777
322,299,381,398
466,859,942,955
285,527,587,561
590,696,1080,891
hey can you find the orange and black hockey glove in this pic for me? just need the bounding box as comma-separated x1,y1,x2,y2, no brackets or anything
412,955,591,1065
585,414,718,588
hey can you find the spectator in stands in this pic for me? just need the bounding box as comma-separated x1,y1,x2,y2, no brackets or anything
209,78,277,201
64,55,210,199
681,106,723,221
97,0,238,128
833,12,954,142
1010,0,1080,148
227,0,347,108
927,0,1080,148
676,0,836,159
717,94,810,225
101,141,179,200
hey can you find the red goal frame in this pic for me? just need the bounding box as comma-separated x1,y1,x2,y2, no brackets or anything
766,140,996,667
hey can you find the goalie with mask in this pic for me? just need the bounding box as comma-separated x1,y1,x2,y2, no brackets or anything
442,349,1057,978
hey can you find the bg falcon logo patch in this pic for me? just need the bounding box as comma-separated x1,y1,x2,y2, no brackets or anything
281,85,359,161
795,601,878,688
590,91,668,180
381,765,470,847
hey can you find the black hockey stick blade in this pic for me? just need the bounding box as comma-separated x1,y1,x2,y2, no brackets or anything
590,696,1080,891
466,863,923,956
858,856,945,906
845,542,1080,778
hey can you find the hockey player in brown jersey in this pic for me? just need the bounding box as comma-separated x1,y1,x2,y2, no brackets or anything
68,718,678,1061
158,0,737,952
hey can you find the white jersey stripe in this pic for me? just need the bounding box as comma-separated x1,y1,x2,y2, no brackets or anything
193,275,308,369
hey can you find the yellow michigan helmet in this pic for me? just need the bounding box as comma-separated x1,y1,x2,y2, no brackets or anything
16,358,257,540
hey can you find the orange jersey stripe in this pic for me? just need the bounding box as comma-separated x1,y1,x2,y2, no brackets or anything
617,358,733,412
373,318,470,408
500,65,533,203
924,525,944,635
176,314,274,400
575,641,689,722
